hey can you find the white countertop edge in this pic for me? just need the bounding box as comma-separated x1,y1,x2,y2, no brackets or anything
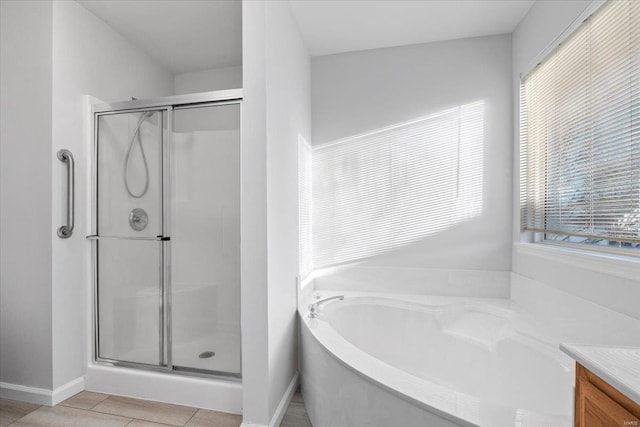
560,343,640,406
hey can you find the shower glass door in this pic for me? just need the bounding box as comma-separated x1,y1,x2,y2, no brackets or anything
171,103,241,376
95,109,169,367
92,95,241,378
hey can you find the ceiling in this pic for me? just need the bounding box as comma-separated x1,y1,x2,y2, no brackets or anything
77,0,533,74
289,0,535,57
78,0,242,75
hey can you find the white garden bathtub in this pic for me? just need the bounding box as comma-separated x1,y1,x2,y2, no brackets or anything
300,292,574,427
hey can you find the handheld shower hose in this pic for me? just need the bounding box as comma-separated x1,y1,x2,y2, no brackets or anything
124,111,153,198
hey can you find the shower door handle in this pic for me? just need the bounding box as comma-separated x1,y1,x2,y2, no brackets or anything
57,149,74,239
85,235,171,241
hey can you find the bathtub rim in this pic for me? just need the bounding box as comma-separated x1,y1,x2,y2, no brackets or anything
299,291,572,427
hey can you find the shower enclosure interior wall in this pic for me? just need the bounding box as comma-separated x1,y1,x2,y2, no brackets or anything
90,91,241,378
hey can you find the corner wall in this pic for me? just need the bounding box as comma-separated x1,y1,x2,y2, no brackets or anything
265,0,311,420
0,0,54,394
241,1,310,425
240,0,270,423
511,0,640,320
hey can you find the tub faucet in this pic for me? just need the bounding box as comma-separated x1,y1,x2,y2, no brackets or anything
308,295,344,318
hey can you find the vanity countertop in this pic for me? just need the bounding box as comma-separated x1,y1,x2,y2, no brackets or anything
560,343,640,406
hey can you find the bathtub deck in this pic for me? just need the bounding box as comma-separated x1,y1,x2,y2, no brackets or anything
301,291,574,427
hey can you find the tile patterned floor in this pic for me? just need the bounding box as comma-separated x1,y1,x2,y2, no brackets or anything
279,391,313,427
0,389,312,427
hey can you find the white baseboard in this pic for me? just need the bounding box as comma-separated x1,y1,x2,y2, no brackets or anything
269,372,298,427
0,382,52,405
240,372,299,427
52,377,85,405
0,377,84,406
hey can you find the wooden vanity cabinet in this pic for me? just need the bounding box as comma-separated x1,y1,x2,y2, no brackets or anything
575,363,640,427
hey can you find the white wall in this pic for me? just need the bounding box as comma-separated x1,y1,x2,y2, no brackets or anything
241,0,270,423
174,65,242,95
311,35,513,272
511,1,640,320
0,0,54,392
51,0,174,390
265,0,311,420
241,1,310,425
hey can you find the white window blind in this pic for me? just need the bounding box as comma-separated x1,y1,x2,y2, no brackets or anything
520,0,640,250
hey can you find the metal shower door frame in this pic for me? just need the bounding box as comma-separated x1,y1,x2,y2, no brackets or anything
89,89,243,377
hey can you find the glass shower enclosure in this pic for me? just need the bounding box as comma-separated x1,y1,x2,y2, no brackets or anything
89,91,241,378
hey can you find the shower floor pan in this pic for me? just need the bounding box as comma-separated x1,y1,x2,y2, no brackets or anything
119,332,241,376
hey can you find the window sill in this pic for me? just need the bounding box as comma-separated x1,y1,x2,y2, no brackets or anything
513,242,640,282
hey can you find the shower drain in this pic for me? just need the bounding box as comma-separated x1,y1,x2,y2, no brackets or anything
198,351,215,359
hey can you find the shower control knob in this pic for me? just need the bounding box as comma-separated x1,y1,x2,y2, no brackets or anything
129,208,149,231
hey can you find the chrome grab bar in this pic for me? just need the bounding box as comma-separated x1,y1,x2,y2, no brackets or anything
57,149,74,239
308,295,344,318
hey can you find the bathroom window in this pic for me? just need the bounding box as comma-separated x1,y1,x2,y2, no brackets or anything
520,0,639,253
